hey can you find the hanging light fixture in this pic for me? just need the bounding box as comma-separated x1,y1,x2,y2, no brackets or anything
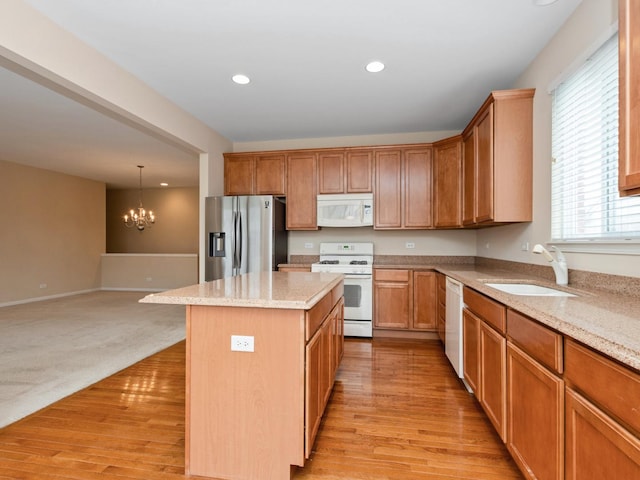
123,165,155,231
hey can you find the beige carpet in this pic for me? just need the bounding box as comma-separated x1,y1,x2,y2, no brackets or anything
0,290,185,428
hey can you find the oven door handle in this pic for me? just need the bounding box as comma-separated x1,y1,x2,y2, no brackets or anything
344,274,372,280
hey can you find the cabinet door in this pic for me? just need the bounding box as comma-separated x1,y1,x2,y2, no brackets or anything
373,270,412,329
475,104,494,223
480,320,506,442
287,153,318,230
374,150,403,229
305,327,323,458
403,147,433,228
224,154,254,195
619,0,640,196
346,150,373,193
507,343,564,480
433,138,462,227
255,154,286,195
320,317,334,408
413,271,437,331
462,129,476,225
463,309,481,395
565,388,640,480
436,273,446,343
318,151,345,194
333,298,344,369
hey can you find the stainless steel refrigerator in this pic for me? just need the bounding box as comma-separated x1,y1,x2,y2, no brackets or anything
204,196,288,281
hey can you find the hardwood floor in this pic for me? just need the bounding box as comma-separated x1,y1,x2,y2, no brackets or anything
0,338,522,479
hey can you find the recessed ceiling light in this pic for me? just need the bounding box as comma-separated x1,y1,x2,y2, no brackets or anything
232,74,250,85
160,182,168,187
533,0,558,6
365,61,385,73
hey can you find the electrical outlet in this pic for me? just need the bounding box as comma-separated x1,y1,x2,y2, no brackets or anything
145,277,153,282
231,335,254,352
405,242,415,249
521,242,530,252
39,283,47,289
304,242,313,249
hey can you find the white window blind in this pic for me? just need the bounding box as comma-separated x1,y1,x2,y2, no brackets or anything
551,32,640,242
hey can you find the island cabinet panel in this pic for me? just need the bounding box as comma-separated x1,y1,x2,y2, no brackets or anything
186,305,306,479
619,0,640,196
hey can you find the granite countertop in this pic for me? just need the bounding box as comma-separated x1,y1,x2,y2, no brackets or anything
436,266,640,371
140,271,344,310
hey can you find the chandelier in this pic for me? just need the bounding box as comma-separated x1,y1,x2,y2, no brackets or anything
123,165,155,231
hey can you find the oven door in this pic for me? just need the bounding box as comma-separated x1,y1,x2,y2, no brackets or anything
342,274,372,321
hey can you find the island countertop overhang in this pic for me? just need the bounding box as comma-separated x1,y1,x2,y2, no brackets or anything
139,271,344,310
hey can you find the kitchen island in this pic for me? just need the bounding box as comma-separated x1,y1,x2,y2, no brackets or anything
141,271,345,480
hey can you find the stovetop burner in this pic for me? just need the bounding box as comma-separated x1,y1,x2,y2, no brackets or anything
349,260,368,265
319,260,339,265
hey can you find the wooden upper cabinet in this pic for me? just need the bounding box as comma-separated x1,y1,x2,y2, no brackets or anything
318,149,373,194
254,154,286,195
224,154,254,195
433,136,462,228
462,129,476,225
374,149,403,229
461,89,534,225
286,152,318,230
346,150,373,193
374,146,432,229
318,151,345,194
224,153,286,196
475,105,494,223
403,147,433,229
619,0,640,196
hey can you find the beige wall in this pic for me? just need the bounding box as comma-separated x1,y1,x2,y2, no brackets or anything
106,187,198,254
101,254,198,290
476,0,640,278
0,159,105,305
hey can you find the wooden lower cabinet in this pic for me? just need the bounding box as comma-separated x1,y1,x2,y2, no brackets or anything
373,269,437,332
479,321,507,441
373,269,412,329
507,343,564,480
462,308,481,394
565,388,640,480
305,297,344,459
436,272,446,343
412,271,437,330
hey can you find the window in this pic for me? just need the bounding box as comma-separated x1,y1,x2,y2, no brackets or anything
551,32,640,242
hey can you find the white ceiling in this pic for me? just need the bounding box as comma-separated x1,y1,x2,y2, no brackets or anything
2,0,582,188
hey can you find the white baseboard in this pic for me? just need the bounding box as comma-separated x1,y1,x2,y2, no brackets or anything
0,288,101,308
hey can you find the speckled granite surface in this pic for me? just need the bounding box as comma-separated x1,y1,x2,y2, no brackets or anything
437,265,640,372
140,271,343,310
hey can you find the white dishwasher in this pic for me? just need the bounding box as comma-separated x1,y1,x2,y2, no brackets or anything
445,276,472,392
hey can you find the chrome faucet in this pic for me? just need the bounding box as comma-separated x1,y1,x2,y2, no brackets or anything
532,244,568,286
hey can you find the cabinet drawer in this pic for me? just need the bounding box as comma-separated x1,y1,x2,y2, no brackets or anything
507,309,563,374
463,287,506,334
306,292,333,341
565,339,640,434
374,269,410,282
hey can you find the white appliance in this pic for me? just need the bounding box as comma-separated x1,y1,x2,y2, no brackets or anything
445,276,472,392
316,194,374,227
311,242,373,337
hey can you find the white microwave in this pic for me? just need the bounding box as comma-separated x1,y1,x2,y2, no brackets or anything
316,193,374,227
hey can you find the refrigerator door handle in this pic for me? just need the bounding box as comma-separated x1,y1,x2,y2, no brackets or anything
232,211,238,270
237,211,243,270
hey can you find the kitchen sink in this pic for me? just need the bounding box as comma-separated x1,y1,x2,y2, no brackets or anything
485,283,577,297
